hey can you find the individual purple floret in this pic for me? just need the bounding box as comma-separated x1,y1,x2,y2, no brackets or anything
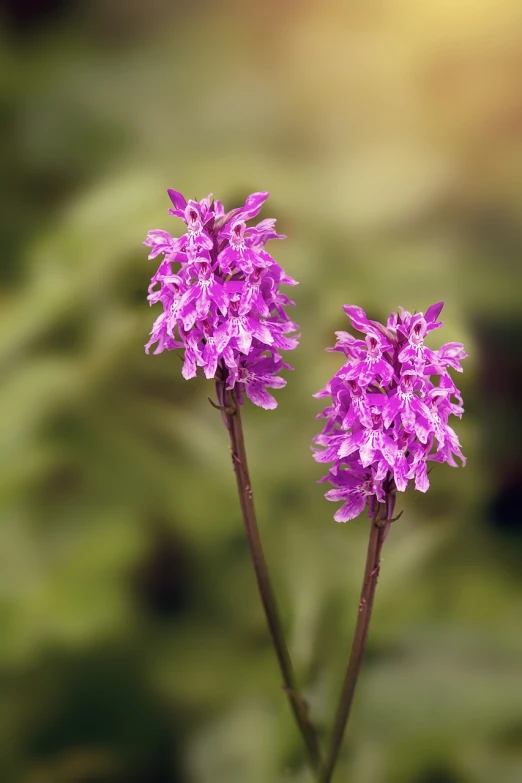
313,303,466,522
144,191,298,408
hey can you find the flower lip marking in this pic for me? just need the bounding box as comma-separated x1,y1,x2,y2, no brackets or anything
230,220,247,248
411,317,427,345
366,335,381,360
370,407,382,428
195,259,211,280
348,379,364,397
229,295,241,317
185,205,204,238
249,267,263,284
398,371,416,398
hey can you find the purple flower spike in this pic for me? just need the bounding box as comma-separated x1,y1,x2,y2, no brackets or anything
313,303,467,522
144,190,298,409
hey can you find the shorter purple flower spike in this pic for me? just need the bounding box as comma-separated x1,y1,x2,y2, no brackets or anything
144,191,298,409
313,303,467,522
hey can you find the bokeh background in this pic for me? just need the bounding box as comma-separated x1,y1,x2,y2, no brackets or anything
1,1,522,781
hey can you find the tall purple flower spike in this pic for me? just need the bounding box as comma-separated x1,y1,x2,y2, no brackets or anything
313,303,467,522
144,191,298,409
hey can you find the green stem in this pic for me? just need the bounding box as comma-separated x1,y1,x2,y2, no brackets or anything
217,383,322,772
319,503,389,783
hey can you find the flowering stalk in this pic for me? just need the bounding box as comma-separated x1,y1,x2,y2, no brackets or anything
319,497,390,783
314,302,467,781
144,189,320,771
218,380,321,771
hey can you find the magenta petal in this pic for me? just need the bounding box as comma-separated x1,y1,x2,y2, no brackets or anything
397,344,415,364
380,434,397,464
358,433,376,467
248,318,273,346
179,285,198,311
195,286,211,319
202,342,218,379
324,488,348,502
214,323,231,353
342,305,370,333
199,232,214,249
238,326,253,355
415,461,429,492
254,291,271,317
167,189,187,211
238,191,269,220
217,246,237,273
210,282,228,314
383,395,400,428
334,493,367,522
338,433,358,458
424,301,444,323
181,350,197,379
245,380,278,409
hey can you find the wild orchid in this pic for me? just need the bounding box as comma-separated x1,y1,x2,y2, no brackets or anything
144,190,320,772
314,302,467,783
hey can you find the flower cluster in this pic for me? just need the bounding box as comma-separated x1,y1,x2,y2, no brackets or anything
313,303,467,522
144,190,298,409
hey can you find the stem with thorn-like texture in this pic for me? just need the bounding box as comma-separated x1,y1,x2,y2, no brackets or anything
216,381,322,772
319,502,390,783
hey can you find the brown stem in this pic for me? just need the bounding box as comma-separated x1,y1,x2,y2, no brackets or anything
216,382,322,772
319,503,390,783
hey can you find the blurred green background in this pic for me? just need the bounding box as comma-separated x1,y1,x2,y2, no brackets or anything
1,1,522,781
